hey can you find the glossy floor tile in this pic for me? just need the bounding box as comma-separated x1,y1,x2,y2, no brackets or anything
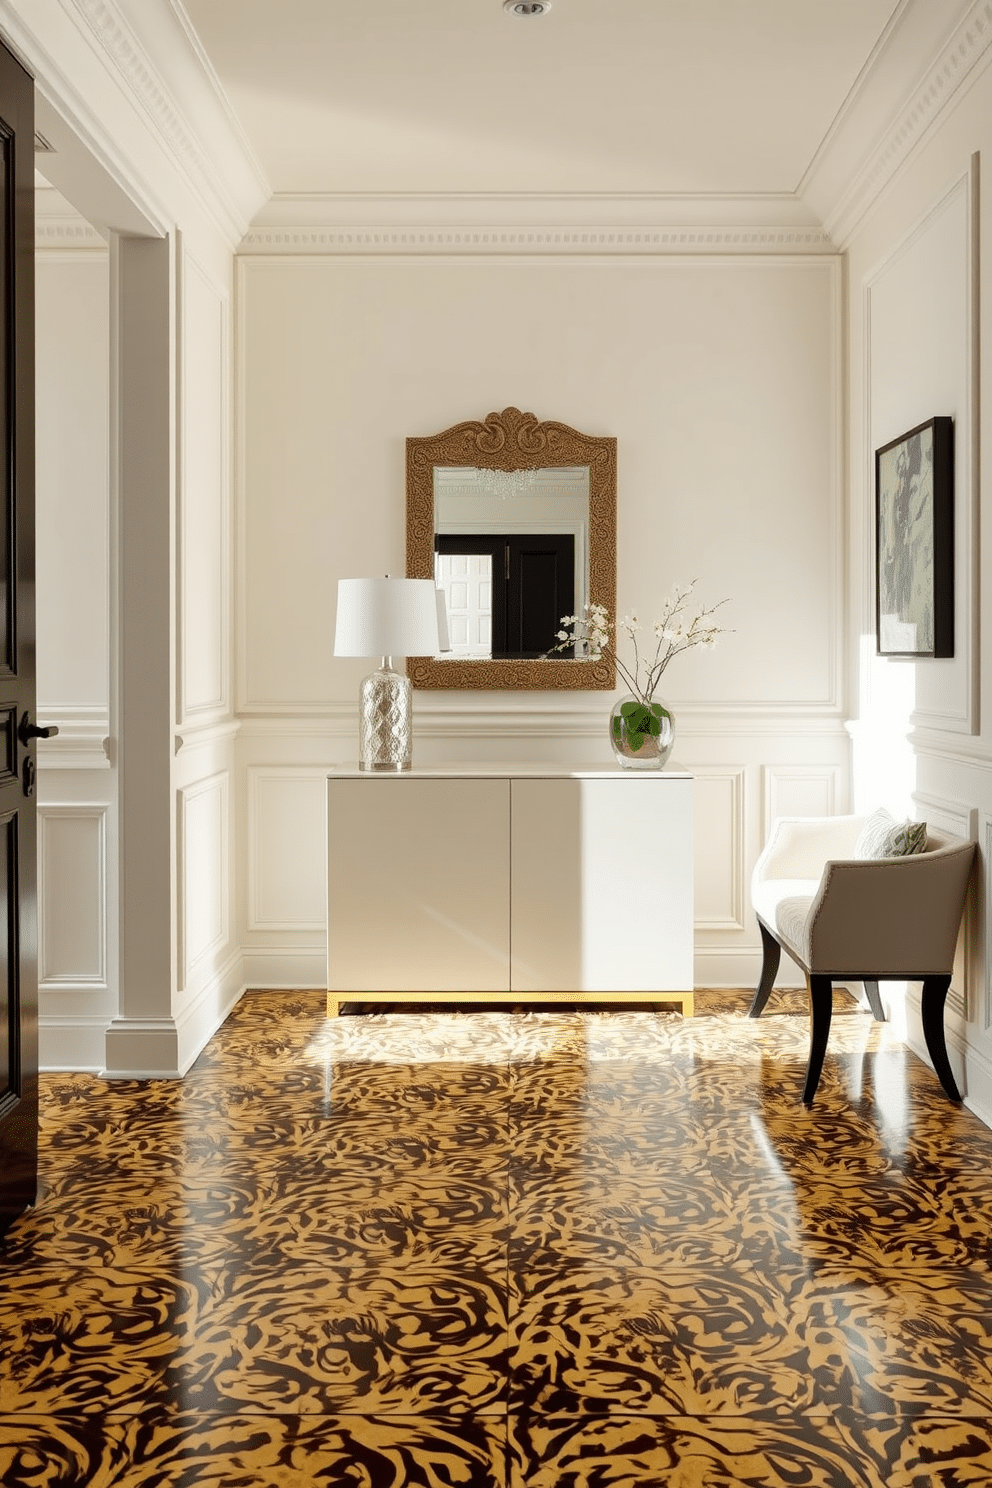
4,988,992,1483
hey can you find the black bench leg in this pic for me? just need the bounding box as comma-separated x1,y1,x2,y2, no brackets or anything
749,921,781,1018
802,975,833,1105
920,975,961,1102
863,979,885,1021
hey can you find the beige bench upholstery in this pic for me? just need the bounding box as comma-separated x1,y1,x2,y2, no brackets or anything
749,813,976,1105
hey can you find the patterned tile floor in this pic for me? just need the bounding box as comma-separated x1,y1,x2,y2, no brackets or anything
2,988,992,1484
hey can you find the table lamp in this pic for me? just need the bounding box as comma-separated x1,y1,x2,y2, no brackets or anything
333,577,445,770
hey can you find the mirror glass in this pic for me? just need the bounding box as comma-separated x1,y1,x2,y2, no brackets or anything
433,465,589,660
406,408,616,690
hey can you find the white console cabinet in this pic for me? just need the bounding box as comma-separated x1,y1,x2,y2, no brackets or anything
326,764,694,1014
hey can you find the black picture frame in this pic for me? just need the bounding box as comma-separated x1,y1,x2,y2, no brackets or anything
875,416,954,658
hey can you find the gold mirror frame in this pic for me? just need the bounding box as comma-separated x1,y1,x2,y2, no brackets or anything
406,407,616,689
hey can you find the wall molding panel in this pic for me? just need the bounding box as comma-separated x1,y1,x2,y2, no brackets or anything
177,771,230,993
691,766,746,933
762,764,841,836
178,249,231,726
38,804,108,990
862,168,978,738
247,767,328,933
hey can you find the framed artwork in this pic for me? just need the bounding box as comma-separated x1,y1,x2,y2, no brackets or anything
875,415,954,658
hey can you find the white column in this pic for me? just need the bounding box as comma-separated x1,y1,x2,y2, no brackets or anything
103,231,181,1077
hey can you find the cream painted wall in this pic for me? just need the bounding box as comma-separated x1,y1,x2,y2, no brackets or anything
845,63,991,1121
36,253,110,718
36,245,119,1069
238,256,838,712
236,251,847,989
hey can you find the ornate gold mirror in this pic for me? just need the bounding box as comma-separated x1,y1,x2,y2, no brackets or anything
406,407,616,689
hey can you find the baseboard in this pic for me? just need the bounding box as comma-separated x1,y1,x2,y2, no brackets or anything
693,949,803,990
102,1017,184,1079
175,949,246,1073
241,948,327,989
102,949,246,1078
38,1015,108,1073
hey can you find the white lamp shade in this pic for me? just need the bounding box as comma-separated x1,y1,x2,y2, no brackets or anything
334,577,441,658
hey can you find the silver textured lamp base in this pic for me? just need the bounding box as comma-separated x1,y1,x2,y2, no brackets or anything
358,660,413,771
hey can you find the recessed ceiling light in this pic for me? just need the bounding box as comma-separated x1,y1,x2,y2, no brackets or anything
503,1,552,16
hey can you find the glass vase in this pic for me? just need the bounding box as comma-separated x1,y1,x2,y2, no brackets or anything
609,694,675,770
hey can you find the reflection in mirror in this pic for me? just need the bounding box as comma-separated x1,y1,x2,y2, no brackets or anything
433,466,589,660
406,408,616,691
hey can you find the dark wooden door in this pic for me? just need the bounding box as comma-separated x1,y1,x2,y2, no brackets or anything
435,532,575,659
0,40,39,1240
504,534,574,657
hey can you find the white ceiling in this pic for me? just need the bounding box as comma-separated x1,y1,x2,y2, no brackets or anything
178,0,958,199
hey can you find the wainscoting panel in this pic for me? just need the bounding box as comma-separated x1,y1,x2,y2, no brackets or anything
38,805,107,989
178,772,230,991
247,767,327,932
763,764,840,834
692,766,745,932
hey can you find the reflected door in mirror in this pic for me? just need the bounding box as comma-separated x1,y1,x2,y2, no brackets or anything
435,534,574,659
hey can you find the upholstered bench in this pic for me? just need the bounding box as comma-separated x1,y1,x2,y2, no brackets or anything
749,812,976,1104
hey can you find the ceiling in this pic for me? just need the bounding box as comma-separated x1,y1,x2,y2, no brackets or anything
178,0,954,200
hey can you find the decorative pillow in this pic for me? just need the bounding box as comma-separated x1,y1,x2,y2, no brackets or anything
853,807,897,860
883,818,928,857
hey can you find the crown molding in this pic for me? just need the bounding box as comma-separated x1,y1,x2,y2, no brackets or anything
64,0,268,244
241,193,834,256
35,216,108,251
35,185,108,250
805,0,992,247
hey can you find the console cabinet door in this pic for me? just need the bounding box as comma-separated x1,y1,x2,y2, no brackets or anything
510,777,693,992
327,778,511,993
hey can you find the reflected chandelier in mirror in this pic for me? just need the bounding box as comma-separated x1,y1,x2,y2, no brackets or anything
406,407,617,689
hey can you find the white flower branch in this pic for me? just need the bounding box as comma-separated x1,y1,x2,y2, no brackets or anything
553,580,731,704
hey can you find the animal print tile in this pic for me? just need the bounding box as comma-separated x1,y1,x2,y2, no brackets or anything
0,1266,206,1415
11,1165,510,1275
171,1263,508,1415
16,990,992,1485
512,1257,992,1420
788,1260,992,1417
734,1166,992,1272
238,1170,510,1269
0,1416,128,1488
319,1060,514,1111
39,1098,510,1187
509,1109,713,1180
511,1261,816,1417
0,1173,271,1273
509,1411,992,1488
111,1412,508,1487
509,1169,757,1271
